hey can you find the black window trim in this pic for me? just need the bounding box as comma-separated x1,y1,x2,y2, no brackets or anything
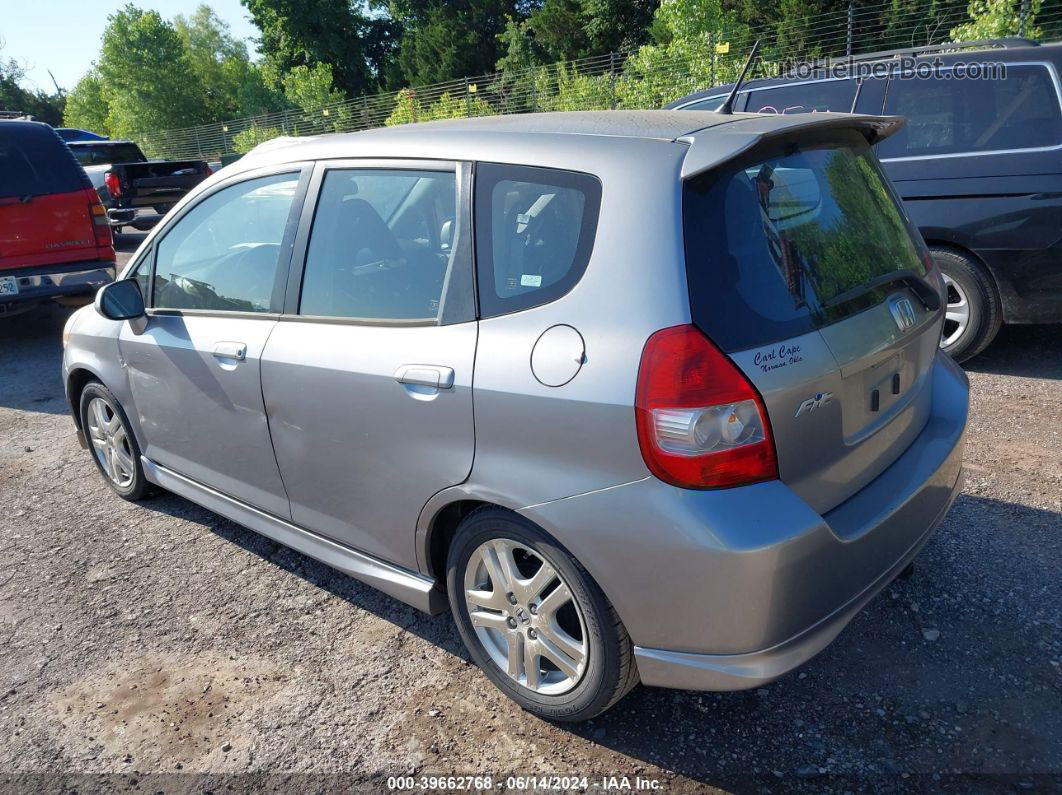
878,60,1062,162
472,161,603,320
283,157,475,328
143,162,312,317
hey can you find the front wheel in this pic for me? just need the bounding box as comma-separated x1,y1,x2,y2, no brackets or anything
79,382,153,501
447,508,638,721
931,247,1002,362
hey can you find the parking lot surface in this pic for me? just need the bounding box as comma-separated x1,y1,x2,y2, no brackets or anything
1,235,1059,792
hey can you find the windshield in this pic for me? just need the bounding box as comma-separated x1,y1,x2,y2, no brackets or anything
683,131,929,351
69,143,146,166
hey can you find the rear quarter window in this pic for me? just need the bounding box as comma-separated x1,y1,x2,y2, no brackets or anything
474,163,601,317
0,123,88,198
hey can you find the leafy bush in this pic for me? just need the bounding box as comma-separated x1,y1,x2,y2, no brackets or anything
232,124,284,154
385,88,496,126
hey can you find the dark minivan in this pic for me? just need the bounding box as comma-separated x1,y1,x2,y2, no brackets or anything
669,38,1062,360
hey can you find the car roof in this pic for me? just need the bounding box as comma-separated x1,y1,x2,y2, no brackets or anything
668,40,1062,108
230,109,900,182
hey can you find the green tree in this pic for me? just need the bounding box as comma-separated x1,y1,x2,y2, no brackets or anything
175,4,260,119
240,0,399,95
96,5,209,138
950,0,1043,39
389,0,527,85
281,62,345,111
0,50,65,125
62,71,109,134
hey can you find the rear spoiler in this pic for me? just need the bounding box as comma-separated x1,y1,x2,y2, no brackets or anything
677,113,905,180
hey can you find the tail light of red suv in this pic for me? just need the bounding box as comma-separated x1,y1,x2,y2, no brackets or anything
89,193,115,256
635,325,778,489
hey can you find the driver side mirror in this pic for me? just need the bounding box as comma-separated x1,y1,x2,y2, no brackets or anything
95,278,145,321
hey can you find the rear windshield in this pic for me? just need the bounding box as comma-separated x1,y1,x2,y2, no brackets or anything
683,131,929,351
69,142,146,166
0,123,88,198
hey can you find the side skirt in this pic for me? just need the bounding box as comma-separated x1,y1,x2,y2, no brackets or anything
142,457,447,615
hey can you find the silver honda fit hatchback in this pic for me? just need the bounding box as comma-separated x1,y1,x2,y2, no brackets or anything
63,111,968,721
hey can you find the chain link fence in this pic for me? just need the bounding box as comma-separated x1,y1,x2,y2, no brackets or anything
138,0,1062,161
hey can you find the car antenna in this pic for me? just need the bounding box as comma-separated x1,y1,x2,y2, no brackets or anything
716,39,761,115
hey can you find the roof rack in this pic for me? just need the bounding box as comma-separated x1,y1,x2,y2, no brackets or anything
796,37,1039,72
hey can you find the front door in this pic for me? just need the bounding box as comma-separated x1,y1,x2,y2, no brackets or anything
262,161,477,567
120,168,307,517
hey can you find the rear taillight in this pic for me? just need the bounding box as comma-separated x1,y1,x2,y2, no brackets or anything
104,171,121,198
635,325,777,490
89,198,113,251
205,165,213,177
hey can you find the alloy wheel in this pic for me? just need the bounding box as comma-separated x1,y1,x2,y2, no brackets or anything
86,397,135,489
462,538,588,695
941,272,971,348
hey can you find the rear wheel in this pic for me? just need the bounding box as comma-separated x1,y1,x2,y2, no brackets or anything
79,382,152,501
931,247,1002,362
447,508,638,721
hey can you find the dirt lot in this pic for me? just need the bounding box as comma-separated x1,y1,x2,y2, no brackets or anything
1,236,1059,792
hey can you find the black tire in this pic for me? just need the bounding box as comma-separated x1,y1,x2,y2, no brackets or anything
79,381,153,501
446,507,638,722
931,247,1002,363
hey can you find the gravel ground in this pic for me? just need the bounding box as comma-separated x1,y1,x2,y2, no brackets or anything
0,239,1059,792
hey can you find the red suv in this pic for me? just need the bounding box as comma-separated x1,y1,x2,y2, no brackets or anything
0,121,116,316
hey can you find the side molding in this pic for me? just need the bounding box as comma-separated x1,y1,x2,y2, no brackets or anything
142,458,447,615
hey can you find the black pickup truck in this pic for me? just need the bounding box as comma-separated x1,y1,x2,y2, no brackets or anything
66,140,211,233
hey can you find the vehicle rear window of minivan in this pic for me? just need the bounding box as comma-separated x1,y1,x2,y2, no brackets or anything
683,131,930,352
474,163,601,317
877,64,1062,158
0,123,87,198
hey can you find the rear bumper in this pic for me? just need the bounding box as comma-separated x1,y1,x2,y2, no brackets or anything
522,352,968,691
0,260,115,305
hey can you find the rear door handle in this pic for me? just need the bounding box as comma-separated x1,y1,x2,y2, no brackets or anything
212,341,247,362
394,365,454,389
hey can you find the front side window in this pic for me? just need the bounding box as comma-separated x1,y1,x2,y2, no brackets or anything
877,64,1062,158
684,131,930,351
474,163,601,317
299,168,457,321
153,172,299,313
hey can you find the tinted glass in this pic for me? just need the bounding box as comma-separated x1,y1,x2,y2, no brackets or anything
300,169,456,321
877,65,1062,158
747,79,858,114
0,123,88,198
684,132,929,351
683,96,726,111
153,173,298,312
69,143,146,166
475,163,601,317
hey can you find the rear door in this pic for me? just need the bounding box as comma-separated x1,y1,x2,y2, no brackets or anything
683,129,943,514
261,160,477,567
0,123,99,271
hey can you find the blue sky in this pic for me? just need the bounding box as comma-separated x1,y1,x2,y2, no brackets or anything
1,0,260,93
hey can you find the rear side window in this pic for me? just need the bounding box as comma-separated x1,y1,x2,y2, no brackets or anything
0,123,88,198
747,78,858,114
474,163,601,317
877,64,1062,158
299,168,457,321
684,131,929,352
